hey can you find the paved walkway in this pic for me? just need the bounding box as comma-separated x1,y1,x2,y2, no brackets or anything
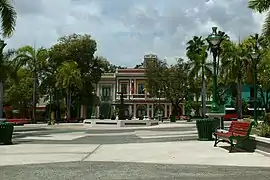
1,141,269,167
2,122,270,179
1,161,269,180
16,122,196,130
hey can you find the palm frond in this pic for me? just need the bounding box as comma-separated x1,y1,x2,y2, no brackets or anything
204,66,212,78
248,0,270,13
262,10,270,37
0,0,17,37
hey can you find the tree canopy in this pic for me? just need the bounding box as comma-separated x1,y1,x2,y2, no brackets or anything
145,58,190,115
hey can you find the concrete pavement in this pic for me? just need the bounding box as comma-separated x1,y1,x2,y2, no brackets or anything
12,126,198,144
1,141,270,167
1,161,270,180
2,121,270,179
1,141,270,179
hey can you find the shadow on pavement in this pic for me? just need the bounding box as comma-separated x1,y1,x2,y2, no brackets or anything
219,145,255,153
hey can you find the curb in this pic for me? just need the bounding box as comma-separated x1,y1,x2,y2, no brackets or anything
255,149,270,157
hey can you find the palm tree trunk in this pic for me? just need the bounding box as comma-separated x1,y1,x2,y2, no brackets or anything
0,81,3,119
66,89,71,121
32,71,37,123
237,79,242,119
201,67,206,117
266,90,269,112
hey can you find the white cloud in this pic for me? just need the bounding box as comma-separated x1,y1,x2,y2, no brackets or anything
5,0,265,66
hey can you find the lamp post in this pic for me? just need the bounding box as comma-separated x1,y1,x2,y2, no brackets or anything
206,27,227,113
157,89,162,122
48,88,52,125
91,90,96,119
250,34,260,125
0,39,7,121
186,85,191,122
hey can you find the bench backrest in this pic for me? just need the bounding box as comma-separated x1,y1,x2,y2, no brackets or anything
228,121,254,137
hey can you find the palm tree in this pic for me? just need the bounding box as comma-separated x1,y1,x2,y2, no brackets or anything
248,0,270,38
220,35,260,118
0,50,19,118
186,36,211,117
220,41,245,118
15,46,48,122
0,0,16,119
189,47,211,117
56,61,82,121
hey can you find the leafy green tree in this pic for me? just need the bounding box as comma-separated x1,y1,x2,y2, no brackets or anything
4,68,33,117
56,61,82,121
134,62,144,69
145,58,190,117
0,50,18,115
95,56,127,72
50,34,101,109
0,50,18,118
258,48,270,112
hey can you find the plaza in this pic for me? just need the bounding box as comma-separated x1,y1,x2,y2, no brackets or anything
0,123,269,179
1,1,270,179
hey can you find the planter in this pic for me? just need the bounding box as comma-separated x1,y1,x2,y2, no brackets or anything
0,122,14,145
196,119,219,141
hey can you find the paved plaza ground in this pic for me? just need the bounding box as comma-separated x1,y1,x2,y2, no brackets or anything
1,122,270,179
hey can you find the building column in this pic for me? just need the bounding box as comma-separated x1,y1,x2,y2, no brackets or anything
112,84,115,102
182,104,185,115
169,104,172,116
80,105,85,118
134,79,137,95
96,106,100,118
133,104,136,118
151,104,154,117
96,84,100,97
117,79,119,92
129,79,132,94
129,105,132,116
165,104,167,118
147,104,150,117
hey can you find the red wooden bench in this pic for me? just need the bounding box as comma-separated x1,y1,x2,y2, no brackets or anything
213,121,255,153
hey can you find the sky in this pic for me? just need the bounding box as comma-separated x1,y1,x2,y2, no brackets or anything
6,0,265,67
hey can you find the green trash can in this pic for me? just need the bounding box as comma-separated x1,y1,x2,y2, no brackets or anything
170,115,176,122
196,119,215,141
0,123,14,145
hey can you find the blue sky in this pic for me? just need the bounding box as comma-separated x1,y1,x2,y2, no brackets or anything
7,0,265,67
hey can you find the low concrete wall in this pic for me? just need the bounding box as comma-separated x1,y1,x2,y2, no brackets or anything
250,135,270,154
83,119,159,127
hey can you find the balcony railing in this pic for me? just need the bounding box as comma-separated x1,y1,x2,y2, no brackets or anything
101,96,113,101
116,94,166,100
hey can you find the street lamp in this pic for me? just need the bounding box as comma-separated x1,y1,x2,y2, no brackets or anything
250,34,260,125
0,39,6,121
206,27,227,113
186,85,191,122
91,90,96,119
157,89,163,122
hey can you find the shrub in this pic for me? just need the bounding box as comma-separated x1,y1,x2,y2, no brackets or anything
265,113,270,126
257,123,270,138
